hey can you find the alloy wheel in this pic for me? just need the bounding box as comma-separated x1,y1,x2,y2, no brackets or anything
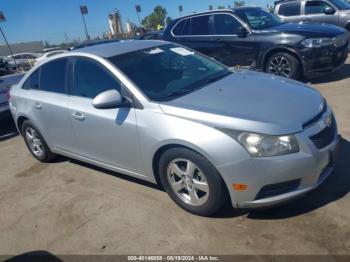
25,127,45,157
268,56,292,77
167,158,209,206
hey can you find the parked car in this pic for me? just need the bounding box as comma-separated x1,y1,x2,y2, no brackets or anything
0,73,24,114
136,30,164,40
5,53,42,70
10,41,339,215
163,7,348,79
0,58,14,76
274,0,350,31
35,50,68,64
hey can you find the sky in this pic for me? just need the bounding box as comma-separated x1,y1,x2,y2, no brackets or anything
0,0,274,44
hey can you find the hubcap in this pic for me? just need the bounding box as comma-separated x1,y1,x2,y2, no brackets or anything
25,127,44,157
167,158,209,206
268,56,292,78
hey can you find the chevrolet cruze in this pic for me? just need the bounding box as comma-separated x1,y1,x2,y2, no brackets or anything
9,41,340,216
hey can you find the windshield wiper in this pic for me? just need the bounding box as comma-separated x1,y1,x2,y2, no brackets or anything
202,70,231,85
158,70,231,102
158,88,194,101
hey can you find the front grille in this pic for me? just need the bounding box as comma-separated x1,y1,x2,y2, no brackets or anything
255,179,301,200
309,115,336,149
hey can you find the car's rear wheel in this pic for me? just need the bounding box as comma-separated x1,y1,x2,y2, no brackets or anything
22,120,56,162
158,147,227,216
266,52,301,80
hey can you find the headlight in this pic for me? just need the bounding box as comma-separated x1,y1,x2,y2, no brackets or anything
218,129,300,157
301,38,333,48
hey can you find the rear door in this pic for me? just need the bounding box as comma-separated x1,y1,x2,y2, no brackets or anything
304,0,339,25
171,15,216,57
21,58,76,152
210,13,258,67
68,57,143,174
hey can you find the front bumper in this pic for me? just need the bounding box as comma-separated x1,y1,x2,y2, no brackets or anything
217,111,340,209
300,43,348,77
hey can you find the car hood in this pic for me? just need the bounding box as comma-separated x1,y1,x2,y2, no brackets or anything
263,22,346,37
159,71,324,135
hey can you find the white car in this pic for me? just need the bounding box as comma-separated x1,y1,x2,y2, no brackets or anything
6,53,42,70
35,50,68,64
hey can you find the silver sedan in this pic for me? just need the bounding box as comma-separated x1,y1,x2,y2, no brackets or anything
9,41,340,216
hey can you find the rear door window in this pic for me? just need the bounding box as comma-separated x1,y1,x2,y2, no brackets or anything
214,14,242,35
190,15,211,35
278,2,302,16
39,58,68,94
305,1,332,14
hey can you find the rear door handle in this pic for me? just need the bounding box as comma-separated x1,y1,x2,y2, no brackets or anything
33,102,42,109
72,112,85,121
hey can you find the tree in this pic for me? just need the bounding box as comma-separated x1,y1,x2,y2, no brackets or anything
234,1,245,7
217,5,226,9
166,16,174,26
142,5,168,30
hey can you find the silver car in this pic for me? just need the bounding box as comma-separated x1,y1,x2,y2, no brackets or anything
9,41,340,216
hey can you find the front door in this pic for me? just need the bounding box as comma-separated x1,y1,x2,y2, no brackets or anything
304,0,339,25
68,57,144,174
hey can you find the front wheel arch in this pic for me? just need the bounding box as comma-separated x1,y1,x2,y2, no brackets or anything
152,144,231,201
263,48,304,74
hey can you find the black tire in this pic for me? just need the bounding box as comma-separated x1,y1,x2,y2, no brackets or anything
22,120,56,162
265,52,301,80
158,147,227,216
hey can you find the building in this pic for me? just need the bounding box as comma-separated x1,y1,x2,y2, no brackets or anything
108,11,123,38
0,41,44,56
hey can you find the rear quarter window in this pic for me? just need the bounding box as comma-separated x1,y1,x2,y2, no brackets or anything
22,69,40,90
278,2,301,16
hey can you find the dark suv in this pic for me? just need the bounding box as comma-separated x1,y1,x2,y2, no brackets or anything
163,7,348,79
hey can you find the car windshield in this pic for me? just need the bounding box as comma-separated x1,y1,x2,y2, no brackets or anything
109,44,231,102
235,8,285,30
329,0,350,10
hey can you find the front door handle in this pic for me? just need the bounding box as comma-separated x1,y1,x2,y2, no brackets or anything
72,112,85,121
33,102,42,109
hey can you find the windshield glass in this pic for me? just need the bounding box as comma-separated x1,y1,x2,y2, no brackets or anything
109,44,230,101
235,8,284,30
329,0,350,10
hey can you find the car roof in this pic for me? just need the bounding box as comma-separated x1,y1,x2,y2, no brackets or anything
75,40,168,58
173,6,262,20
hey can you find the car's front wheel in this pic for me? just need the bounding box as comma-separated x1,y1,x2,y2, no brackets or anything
158,147,227,216
266,52,301,80
22,120,56,162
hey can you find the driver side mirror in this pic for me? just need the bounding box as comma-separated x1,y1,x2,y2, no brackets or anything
93,89,131,109
237,26,249,38
324,7,335,15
